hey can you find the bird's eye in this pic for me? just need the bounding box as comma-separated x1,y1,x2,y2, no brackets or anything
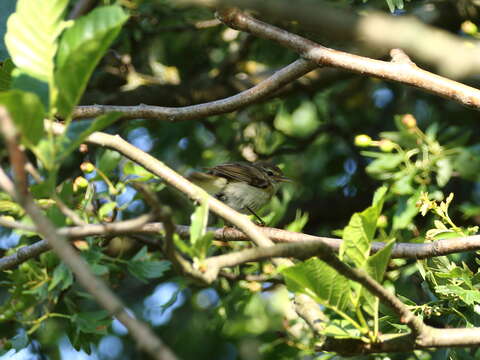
266,169,274,176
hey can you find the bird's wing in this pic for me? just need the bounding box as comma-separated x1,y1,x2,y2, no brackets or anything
188,171,227,194
206,163,262,184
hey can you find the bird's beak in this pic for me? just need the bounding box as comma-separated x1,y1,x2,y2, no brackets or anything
276,175,292,183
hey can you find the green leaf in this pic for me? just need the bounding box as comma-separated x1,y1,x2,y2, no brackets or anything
48,262,73,291
282,258,351,313
362,239,395,316
190,197,209,247
435,285,480,306
386,0,395,12
0,90,45,146
55,6,128,117
367,239,395,282
131,245,148,261
72,310,110,334
340,208,377,269
128,260,171,282
274,101,320,138
97,148,122,175
0,0,16,61
174,233,196,258
285,210,309,232
392,191,421,230
372,186,387,208
454,146,480,181
98,201,116,219
5,0,68,106
59,112,122,161
436,158,452,187
91,263,109,276
123,161,154,180
0,58,15,90
194,233,214,261
11,69,49,109
365,153,403,174
340,188,386,269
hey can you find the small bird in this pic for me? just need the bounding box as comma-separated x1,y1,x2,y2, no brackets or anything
188,161,290,224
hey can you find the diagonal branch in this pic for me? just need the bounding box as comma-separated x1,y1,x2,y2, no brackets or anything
193,0,480,80
72,58,317,120
0,110,178,360
214,7,480,110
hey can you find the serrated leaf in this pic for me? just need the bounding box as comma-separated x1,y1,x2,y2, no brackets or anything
55,6,128,117
0,90,45,146
48,262,73,291
362,239,395,316
72,310,110,334
282,258,351,313
340,210,376,268
5,0,68,81
131,245,148,262
435,285,480,306
91,263,109,276
128,260,170,282
340,188,386,269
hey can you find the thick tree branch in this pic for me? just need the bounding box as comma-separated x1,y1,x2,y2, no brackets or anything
192,0,480,79
72,58,317,120
3,220,480,270
214,8,480,110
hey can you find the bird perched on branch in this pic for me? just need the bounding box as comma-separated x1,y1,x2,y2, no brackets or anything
188,161,290,225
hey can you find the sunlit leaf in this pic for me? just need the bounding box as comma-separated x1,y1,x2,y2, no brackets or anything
55,6,128,117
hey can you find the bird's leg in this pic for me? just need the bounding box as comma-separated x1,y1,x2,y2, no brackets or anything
246,206,265,226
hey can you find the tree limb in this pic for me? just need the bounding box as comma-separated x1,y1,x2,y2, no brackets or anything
214,7,480,110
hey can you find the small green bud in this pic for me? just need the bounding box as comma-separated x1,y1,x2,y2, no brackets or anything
462,21,478,35
73,176,89,191
80,162,95,173
401,114,417,129
379,139,395,152
377,214,388,228
354,134,372,147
